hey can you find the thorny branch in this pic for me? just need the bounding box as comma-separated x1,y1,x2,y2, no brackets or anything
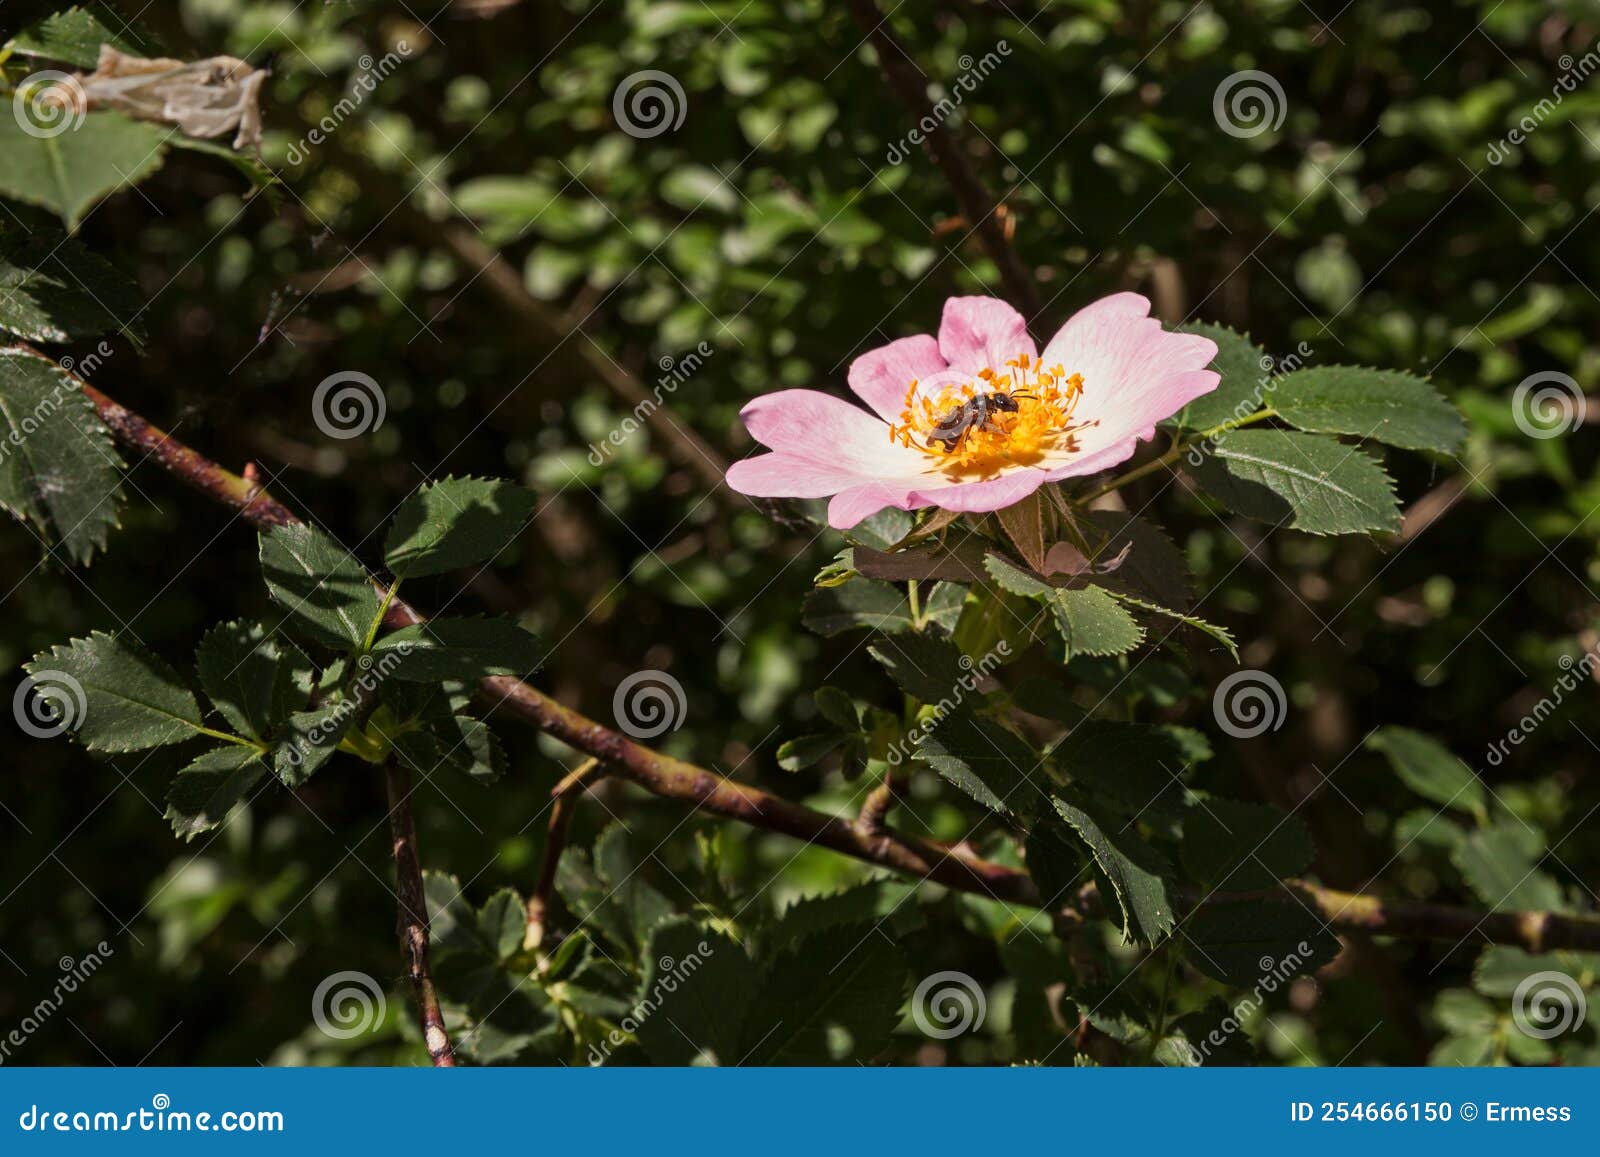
74,370,1600,955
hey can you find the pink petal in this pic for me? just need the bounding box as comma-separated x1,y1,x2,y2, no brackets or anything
726,452,879,498
847,334,946,421
825,467,1051,529
827,482,923,529
737,389,925,474
938,296,1037,374
1038,293,1218,449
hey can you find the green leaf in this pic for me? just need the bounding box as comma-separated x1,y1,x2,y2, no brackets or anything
633,919,757,1066
384,477,536,579
1434,989,1497,1036
194,620,303,741
0,348,123,563
1366,727,1487,819
740,922,910,1064
0,112,170,231
1183,898,1340,986
388,712,506,785
1105,590,1237,657
868,631,971,705
556,827,676,955
801,577,913,636
984,556,1144,658
912,710,1044,819
7,4,154,68
1270,367,1465,453
1181,800,1315,890
776,733,846,771
476,888,526,963
765,884,906,947
1191,429,1402,535
24,631,203,751
1052,796,1175,944
273,704,353,787
1473,946,1600,997
0,230,143,343
1453,822,1566,912
258,523,380,649
368,616,544,682
165,746,269,840
1170,322,1273,431
1081,509,1191,610
1051,721,1192,820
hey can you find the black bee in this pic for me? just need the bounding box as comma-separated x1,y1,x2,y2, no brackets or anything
927,391,1035,452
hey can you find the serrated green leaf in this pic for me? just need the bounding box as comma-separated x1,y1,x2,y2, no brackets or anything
0,231,142,344
1080,509,1191,609
8,4,155,68
476,888,526,963
740,922,910,1064
24,631,203,751
384,477,536,579
368,616,544,682
1434,988,1497,1036
388,711,506,785
633,919,757,1066
273,704,353,787
0,347,124,563
164,746,269,840
1106,590,1237,657
194,620,303,741
868,631,972,704
1050,721,1191,820
1181,799,1315,890
1191,429,1402,535
0,112,170,230
1366,727,1487,819
1453,822,1566,912
765,884,909,947
1171,322,1273,431
912,710,1044,819
1052,796,1175,944
1270,367,1465,453
983,555,1144,658
258,523,380,649
1183,898,1339,986
801,577,913,636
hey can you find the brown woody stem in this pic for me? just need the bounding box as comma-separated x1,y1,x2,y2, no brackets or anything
525,757,607,950
383,760,456,1067
69,367,1600,955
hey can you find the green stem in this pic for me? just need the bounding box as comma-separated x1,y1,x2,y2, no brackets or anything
1147,946,1180,1063
194,724,268,754
906,580,922,630
1079,408,1277,503
361,578,403,654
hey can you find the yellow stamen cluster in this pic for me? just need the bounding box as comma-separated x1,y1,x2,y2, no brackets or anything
886,352,1085,478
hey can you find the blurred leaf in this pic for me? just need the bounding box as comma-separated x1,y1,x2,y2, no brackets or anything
1367,727,1487,819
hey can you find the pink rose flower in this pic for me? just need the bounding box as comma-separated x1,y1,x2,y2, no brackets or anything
726,293,1219,529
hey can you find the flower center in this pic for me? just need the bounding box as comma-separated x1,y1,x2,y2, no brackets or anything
887,353,1086,478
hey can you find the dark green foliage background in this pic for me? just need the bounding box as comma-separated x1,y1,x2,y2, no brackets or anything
1,0,1597,1065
